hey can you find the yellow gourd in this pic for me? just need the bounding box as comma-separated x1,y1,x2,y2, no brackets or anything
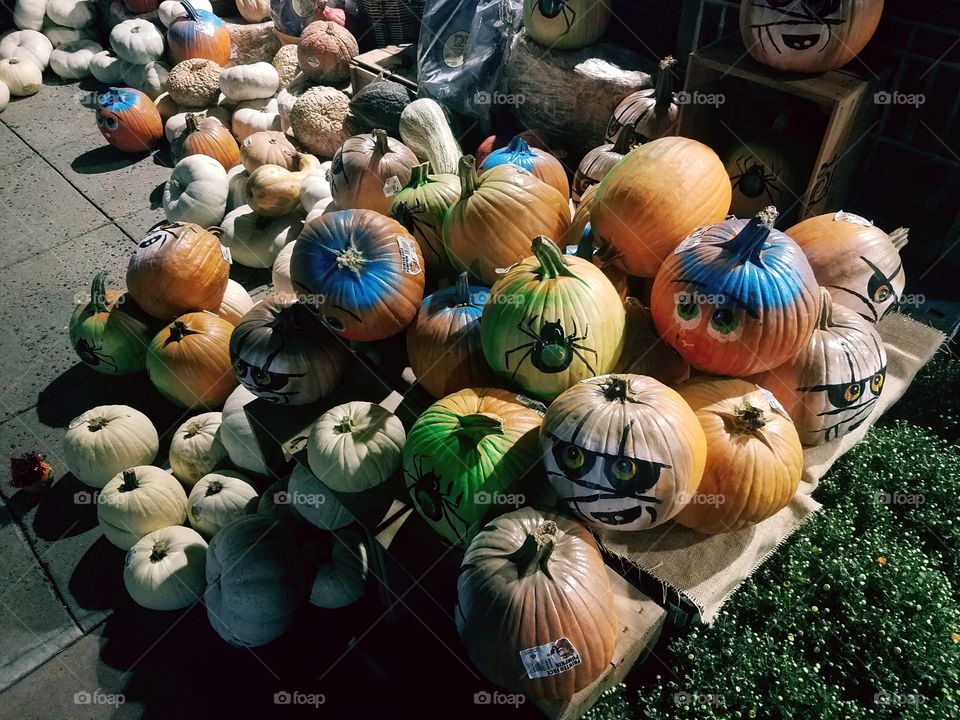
244,152,323,216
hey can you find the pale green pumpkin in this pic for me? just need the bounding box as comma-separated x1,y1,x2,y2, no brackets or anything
390,162,460,281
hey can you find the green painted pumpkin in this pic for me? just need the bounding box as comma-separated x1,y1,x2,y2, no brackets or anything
481,236,625,400
390,162,461,281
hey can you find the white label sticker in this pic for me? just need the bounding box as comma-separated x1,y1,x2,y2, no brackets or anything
834,210,873,227
515,394,547,417
442,31,469,68
519,638,582,679
564,244,579,256
759,387,789,419
674,226,709,254
124,550,136,569
397,236,422,275
220,244,233,264
230,43,238,59
383,175,402,197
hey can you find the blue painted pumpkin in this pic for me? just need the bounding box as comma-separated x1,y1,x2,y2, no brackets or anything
168,1,232,65
96,87,163,153
479,136,570,198
289,210,426,341
651,207,819,376
270,0,317,38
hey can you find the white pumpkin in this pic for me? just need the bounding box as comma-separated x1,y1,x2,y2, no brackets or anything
231,98,281,142
305,529,368,609
225,165,249,212
88,50,134,84
110,19,165,64
0,81,8,113
299,161,332,211
0,30,54,69
42,22,97,48
164,154,229,228
63,405,159,488
235,0,270,23
288,463,354,530
219,62,279,103
304,197,335,223
123,525,208,611
14,0,46,31
188,470,259,538
124,60,169,101
257,476,313,537
49,38,100,80
307,401,405,493
220,385,269,475
97,466,188,550
0,57,41,96
46,0,97,29
169,412,228,487
216,279,255,325
271,240,296,295
219,204,303,268
164,105,231,144
157,0,212,27
204,515,304,646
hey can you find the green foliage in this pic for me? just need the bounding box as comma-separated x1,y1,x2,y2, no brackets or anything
879,351,960,441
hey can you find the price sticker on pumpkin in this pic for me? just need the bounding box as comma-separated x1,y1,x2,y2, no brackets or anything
834,210,873,227
515,394,547,417
674,226,709,254
382,175,403,197
397,236,422,275
565,245,579,256
519,637,582,679
759,387,789,419
220,244,233,264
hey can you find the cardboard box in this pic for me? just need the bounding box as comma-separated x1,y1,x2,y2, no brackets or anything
349,44,419,94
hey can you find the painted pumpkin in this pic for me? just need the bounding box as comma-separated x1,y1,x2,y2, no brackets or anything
725,138,799,220
591,136,732,277
97,466,189,550
479,135,570,199
172,113,241,171
63,405,159,489
169,412,227,487
572,123,633,204
444,155,570,286
651,208,820,375
749,288,887,445
69,271,155,375
126,221,230,320
403,388,545,546
229,296,348,405
407,273,497,399
456,507,617,699
330,129,419,215
123,526,207,611
95,87,163,153
785,210,907,323
475,128,552,168
390,162,461,280
304,529,368,609
147,312,238,409
540,374,706,531
673,378,803,533
167,0,232,66
290,210,425,341
740,0,884,74
522,0,611,52
572,224,629,300
614,297,690,386
188,469,259,538
481,237,625,400
605,56,679,146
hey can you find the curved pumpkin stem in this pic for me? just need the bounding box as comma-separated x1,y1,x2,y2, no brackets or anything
89,271,111,314
505,136,533,157
458,412,503,437
574,226,596,261
179,0,201,21
505,521,557,579
121,469,139,492
654,56,678,119
458,155,479,198
612,121,635,155
817,287,834,331
718,206,778,266
889,227,909,251
372,128,390,156
532,236,577,279
184,113,201,133
454,271,473,307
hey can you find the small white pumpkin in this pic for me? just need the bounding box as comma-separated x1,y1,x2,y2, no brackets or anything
219,62,279,103
271,240,296,295
164,154,229,228
225,165,249,211
0,57,42,96
0,81,8,112
275,75,311,133
299,161,332,211
42,22,97,48
97,466,188,550
110,19,165,64
205,515,304,646
46,0,97,29
220,385,268,475
305,529,368,609
164,105,230,144
124,60,170,101
257,476,312,537
216,279,255,325
123,525,208,611
63,405,159,488
0,30,54,69
304,198,336,224
88,50,134,84
157,0,212,27
235,0,270,23
288,463,354,530
307,401,405,493
219,204,303,268
14,0,46,31
188,470,259,538
49,39,100,80
231,98,281,142
169,412,228,487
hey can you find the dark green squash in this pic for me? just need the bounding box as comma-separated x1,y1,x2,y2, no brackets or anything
349,76,412,136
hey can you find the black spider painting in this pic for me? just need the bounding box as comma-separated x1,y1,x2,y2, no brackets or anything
405,454,469,544
392,200,443,267
730,153,784,204
533,0,577,36
504,317,598,380
233,343,306,404
74,338,118,372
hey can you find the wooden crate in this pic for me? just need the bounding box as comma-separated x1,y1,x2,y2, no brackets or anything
679,34,886,224
349,43,418,94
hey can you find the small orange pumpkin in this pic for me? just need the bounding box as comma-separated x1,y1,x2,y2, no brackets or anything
330,129,419,215
173,113,241,171
297,20,358,82
95,87,163,153
167,0,232,66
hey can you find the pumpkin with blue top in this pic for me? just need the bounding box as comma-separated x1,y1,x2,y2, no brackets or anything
95,87,163,153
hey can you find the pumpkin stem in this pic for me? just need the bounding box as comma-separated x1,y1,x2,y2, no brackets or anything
86,416,110,431
184,113,200,133
166,320,198,343
601,375,632,403
336,247,365,272
89,271,111,314
889,227,909,250
121,469,139,492
718,206,778,266
458,155,479,198
408,162,431,187
334,416,355,434
454,271,473,306
612,122,635,155
205,480,223,496
817,287,834,331
458,413,504,436
505,521,558,579
732,401,767,433
372,128,390,156
184,421,204,438
574,226,596,261
179,0,201,21
654,56,677,119
532,236,577,279
149,539,169,563
505,135,532,157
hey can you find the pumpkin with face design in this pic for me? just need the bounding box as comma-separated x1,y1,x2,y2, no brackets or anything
651,207,820,376
540,374,706,532
229,296,348,405
740,0,884,74
786,211,907,324
604,56,678,147
95,87,163,153
749,288,887,445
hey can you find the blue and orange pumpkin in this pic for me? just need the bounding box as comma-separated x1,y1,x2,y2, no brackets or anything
479,136,569,199
167,0,232,65
95,87,163,153
289,210,426,341
651,207,820,376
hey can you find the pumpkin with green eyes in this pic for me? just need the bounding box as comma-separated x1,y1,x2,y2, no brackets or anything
749,288,887,446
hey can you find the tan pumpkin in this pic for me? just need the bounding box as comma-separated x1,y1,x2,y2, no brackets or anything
571,122,633,204
172,113,241,170
330,129,419,214
215,279,254,325
245,152,323,216
297,20,358,82
239,130,298,173
605,56,679,146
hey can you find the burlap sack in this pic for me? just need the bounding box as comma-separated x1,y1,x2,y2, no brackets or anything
597,312,946,624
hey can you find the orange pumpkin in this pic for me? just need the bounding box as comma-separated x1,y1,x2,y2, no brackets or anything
172,113,241,171
590,136,731,277
168,0,232,66
330,129,419,215
614,297,690,385
126,221,230,320
147,312,238,409
444,155,570,285
673,378,803,534
297,20,358,82
95,87,163,154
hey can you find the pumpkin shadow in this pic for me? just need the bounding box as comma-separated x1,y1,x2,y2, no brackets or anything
151,145,176,169
31,473,99,541
71,144,151,174
148,181,165,209
67,536,128,612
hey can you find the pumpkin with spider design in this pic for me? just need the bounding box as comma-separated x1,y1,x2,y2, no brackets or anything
480,236,625,401
540,374,706,532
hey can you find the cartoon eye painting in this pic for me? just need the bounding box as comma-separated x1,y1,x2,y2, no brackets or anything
747,0,845,56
